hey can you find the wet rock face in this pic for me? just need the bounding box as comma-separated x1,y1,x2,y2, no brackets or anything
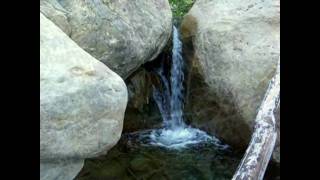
123,68,163,132
40,0,172,79
181,0,280,150
40,13,128,179
183,65,252,150
122,52,173,132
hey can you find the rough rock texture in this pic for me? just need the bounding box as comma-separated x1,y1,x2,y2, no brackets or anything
121,31,173,133
122,50,173,133
40,13,128,179
123,68,163,132
181,0,280,150
40,160,84,180
40,0,172,79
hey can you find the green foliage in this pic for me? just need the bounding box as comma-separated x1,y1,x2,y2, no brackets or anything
169,0,195,17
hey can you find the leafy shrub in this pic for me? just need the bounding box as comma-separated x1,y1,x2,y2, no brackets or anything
169,0,195,17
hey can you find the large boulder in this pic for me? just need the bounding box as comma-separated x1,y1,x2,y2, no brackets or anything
40,160,84,180
40,13,128,179
40,0,172,79
181,0,280,150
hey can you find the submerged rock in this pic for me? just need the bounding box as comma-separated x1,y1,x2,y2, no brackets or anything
40,13,128,179
76,132,241,180
40,0,172,79
181,0,280,151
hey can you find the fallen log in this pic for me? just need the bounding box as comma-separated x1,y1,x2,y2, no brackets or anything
232,58,280,180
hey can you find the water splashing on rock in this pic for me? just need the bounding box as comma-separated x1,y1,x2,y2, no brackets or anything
147,26,228,149
152,26,186,129
75,26,238,180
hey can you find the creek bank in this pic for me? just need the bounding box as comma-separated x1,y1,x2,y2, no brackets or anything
40,0,280,179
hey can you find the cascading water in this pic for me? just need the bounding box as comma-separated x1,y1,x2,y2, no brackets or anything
76,26,241,180
152,26,186,129
169,26,186,128
147,26,228,149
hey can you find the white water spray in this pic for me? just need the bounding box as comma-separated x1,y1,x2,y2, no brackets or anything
152,26,186,129
149,26,227,149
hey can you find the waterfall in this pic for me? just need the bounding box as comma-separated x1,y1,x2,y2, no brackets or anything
148,26,228,150
170,26,186,128
153,26,186,129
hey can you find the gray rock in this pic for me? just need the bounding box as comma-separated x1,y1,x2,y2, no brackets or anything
40,160,83,180
40,0,172,79
40,13,128,179
181,0,280,150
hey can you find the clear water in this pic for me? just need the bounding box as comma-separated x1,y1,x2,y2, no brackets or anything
76,132,241,180
75,26,242,180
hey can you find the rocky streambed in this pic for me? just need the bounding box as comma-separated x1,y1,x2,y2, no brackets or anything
75,131,241,180
40,0,280,179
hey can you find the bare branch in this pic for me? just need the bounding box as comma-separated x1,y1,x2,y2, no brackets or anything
232,57,280,180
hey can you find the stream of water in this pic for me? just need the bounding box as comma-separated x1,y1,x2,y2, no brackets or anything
76,26,242,180
147,26,227,150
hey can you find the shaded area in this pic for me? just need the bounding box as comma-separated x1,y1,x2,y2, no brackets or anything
264,161,280,180
76,132,242,180
123,67,163,133
181,27,252,151
122,52,172,133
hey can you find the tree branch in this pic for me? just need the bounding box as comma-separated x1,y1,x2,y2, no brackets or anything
232,57,280,180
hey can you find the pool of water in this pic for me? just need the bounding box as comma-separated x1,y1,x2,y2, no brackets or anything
75,130,242,180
